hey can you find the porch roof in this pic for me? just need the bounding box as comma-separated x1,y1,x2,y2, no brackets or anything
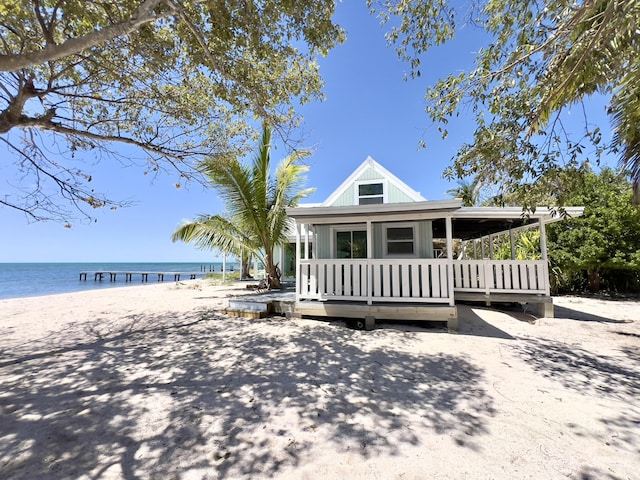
439,206,585,240
286,199,462,224
287,201,584,241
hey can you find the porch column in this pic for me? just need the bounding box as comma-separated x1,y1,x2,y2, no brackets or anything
304,224,310,260
366,219,373,305
295,223,301,299
509,228,516,259
489,234,494,259
222,253,226,283
445,216,455,307
539,217,551,296
538,217,553,317
539,218,548,261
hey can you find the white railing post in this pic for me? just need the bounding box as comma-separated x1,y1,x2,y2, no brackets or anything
539,218,551,295
483,259,492,295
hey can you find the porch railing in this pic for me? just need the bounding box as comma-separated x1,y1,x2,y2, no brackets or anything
297,258,550,303
453,260,549,295
297,259,451,303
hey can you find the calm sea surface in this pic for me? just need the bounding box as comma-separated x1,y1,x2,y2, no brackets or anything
0,263,237,300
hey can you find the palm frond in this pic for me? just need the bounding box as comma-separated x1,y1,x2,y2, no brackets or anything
173,123,314,278
171,215,261,259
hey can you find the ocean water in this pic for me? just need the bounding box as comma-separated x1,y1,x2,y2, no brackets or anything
0,262,238,300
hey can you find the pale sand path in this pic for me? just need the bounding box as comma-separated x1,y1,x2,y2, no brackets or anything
1,281,639,479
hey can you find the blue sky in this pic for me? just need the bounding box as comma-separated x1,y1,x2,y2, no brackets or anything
0,2,616,263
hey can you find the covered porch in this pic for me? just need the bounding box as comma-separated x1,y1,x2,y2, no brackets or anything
287,201,583,328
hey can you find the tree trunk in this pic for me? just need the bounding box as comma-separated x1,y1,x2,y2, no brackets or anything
241,258,252,279
265,253,281,289
587,269,601,292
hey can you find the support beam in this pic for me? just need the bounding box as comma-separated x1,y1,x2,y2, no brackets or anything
536,301,554,318
510,228,516,260
539,218,551,296
304,224,310,260
446,216,455,307
365,316,375,331
222,253,226,283
295,224,302,300
539,218,548,261
447,311,459,332
367,220,373,306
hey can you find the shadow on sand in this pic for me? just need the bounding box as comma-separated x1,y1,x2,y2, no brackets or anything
553,305,633,324
454,304,516,340
511,336,640,401
0,309,496,479
510,334,640,461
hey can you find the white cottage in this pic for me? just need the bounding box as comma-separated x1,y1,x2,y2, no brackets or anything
283,157,583,329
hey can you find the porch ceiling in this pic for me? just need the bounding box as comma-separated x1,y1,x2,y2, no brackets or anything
442,206,585,240
434,216,537,240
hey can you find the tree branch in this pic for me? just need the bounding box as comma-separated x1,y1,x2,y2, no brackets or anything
170,1,274,125
0,0,170,71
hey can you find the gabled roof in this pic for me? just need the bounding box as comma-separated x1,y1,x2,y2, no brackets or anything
321,156,425,206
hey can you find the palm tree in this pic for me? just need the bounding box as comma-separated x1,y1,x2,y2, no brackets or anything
610,71,640,206
526,0,640,206
172,212,256,278
172,124,314,288
446,178,483,206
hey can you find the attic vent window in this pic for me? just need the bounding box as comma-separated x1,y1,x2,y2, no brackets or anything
358,182,384,205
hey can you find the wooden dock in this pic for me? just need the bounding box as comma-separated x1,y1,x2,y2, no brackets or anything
79,271,209,282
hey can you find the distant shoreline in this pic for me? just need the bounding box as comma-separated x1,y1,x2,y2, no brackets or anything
0,261,239,301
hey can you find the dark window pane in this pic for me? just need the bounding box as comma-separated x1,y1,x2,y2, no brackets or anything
388,242,414,255
359,183,383,196
335,230,368,258
336,232,351,258
352,231,367,258
359,196,384,205
387,227,414,241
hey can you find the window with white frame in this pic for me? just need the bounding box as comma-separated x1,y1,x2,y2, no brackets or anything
357,182,384,205
335,229,367,258
384,224,416,257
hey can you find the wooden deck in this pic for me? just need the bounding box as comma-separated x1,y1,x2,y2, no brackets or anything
226,277,554,331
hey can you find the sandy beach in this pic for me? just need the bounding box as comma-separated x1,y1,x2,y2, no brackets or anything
1,281,639,479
